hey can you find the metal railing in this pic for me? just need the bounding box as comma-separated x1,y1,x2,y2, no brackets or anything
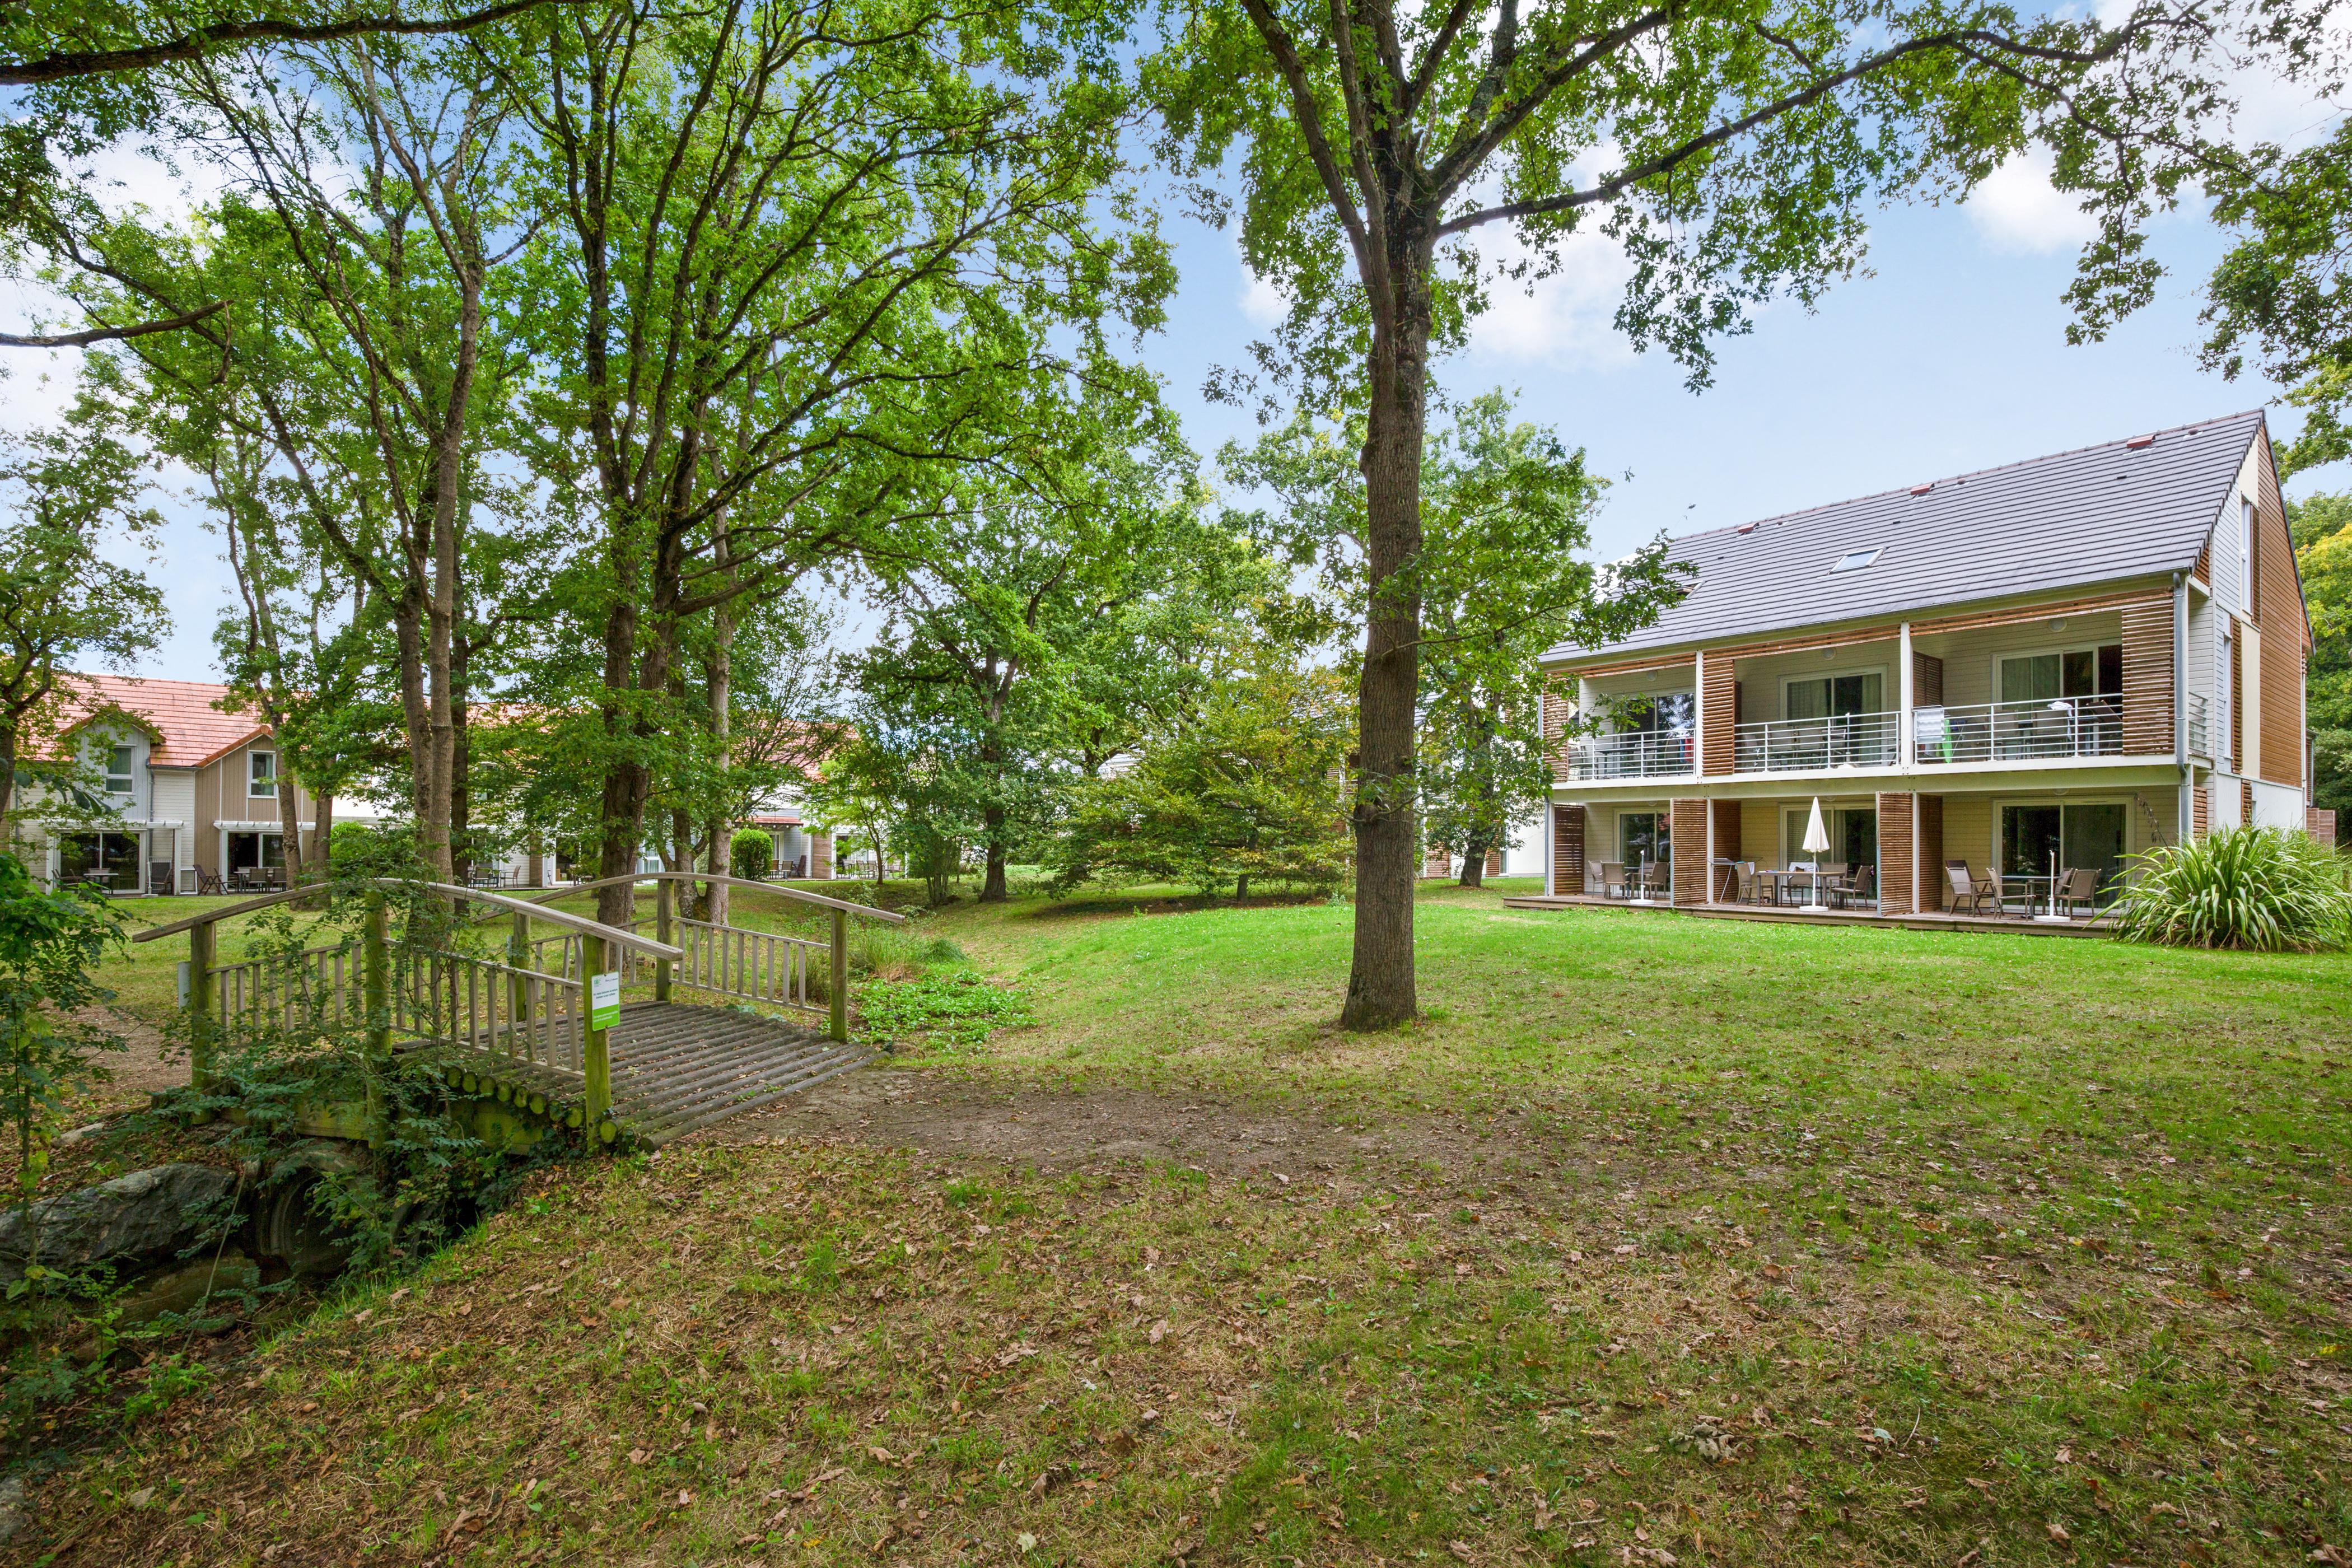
1911,696,2123,766
1560,730,1694,780
2186,692,2210,755
1731,711,1900,773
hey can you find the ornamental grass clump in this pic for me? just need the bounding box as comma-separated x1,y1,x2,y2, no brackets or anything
2113,827,2352,952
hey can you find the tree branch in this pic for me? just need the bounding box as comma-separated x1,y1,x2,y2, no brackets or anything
0,300,227,348
0,0,574,86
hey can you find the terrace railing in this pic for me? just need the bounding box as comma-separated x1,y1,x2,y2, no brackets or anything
1912,696,2123,766
1560,730,1693,780
1731,711,1900,773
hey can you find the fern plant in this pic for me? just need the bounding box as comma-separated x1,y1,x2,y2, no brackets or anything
2113,827,2352,953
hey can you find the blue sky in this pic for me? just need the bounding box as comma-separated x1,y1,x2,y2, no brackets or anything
22,138,2339,683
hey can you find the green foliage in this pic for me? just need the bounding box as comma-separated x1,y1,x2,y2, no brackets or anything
2112,827,2352,953
2293,493,2351,822
0,851,125,1201
2201,122,2352,479
0,398,167,824
730,828,774,884
856,970,1030,1054
1051,659,1352,901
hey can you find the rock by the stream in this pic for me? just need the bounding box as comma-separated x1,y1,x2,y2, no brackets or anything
0,1474,24,1544
0,1164,238,1285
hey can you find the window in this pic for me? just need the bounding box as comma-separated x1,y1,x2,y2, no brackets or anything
1619,812,1667,870
1616,692,1693,734
249,752,278,799
2239,498,2255,614
1786,671,1883,719
59,831,139,891
1784,806,1876,869
2001,802,2126,897
105,744,133,795
1999,644,2122,704
1830,547,1883,572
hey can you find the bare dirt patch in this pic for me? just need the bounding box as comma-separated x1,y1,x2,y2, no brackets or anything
698,1065,1603,1193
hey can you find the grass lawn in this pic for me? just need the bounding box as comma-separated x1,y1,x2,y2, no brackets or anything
19,878,2352,1565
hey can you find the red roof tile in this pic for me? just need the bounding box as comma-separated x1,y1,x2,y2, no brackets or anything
55,674,267,766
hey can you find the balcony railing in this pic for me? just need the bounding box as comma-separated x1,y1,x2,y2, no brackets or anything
2186,691,2210,756
1561,730,1693,780
1731,711,1900,774
1912,696,2122,766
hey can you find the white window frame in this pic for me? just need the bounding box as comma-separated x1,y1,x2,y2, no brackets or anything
248,750,279,800
2238,498,2255,615
104,743,134,796
1777,663,1890,720
1989,640,2124,704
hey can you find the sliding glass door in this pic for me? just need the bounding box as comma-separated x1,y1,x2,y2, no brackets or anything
1782,807,1876,869
2000,803,2126,896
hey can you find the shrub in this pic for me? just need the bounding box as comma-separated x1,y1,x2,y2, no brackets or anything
2113,827,2352,952
730,829,775,883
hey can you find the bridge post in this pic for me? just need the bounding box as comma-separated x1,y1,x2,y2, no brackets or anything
828,906,848,1043
185,918,215,1093
363,888,391,1148
507,909,529,1032
655,878,673,1002
584,932,614,1135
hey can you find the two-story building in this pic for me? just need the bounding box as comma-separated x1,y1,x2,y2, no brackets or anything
1518,411,2315,923
21,676,353,893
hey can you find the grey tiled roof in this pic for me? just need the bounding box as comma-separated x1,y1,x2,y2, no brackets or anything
1543,410,2265,664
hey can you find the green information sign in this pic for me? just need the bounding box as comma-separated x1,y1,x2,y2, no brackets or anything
589,970,621,1032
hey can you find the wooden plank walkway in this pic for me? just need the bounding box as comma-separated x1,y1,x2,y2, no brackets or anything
608,1001,872,1145
413,1000,872,1146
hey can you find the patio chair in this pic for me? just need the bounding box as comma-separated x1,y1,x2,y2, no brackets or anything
195,868,226,896
147,860,174,896
1733,861,1762,906
1944,860,1995,915
2055,866,2102,918
1833,862,1877,911
1636,859,1670,900
1594,860,1627,899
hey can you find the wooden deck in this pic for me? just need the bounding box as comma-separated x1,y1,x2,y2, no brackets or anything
416,1000,873,1146
1499,893,2112,936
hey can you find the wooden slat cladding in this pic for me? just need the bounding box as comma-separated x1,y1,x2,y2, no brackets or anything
1911,651,1943,706
1542,671,1575,781
2119,597,2175,755
2242,779,2255,828
1670,799,1706,906
2193,787,2210,841
1706,625,1895,663
1877,792,1914,914
1912,587,2166,640
1558,653,1694,681
1701,656,1737,776
2254,451,2307,786
1709,799,1741,864
2230,627,2243,764
1551,806,1585,896
1916,795,1944,908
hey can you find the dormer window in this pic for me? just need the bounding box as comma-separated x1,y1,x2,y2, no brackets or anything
105,745,133,795
249,752,278,799
1830,547,1884,573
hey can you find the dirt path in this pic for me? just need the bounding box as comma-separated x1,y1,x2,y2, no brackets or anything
698,1065,1573,1191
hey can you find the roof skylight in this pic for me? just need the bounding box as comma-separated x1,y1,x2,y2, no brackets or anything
1830,547,1884,573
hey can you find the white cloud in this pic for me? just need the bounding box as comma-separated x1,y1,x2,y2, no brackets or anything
1464,224,1638,368
1235,237,1292,328
1966,152,2099,255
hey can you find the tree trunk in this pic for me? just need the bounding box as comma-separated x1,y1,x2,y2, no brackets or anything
1235,873,1250,903
393,594,435,864
315,791,335,878
275,759,305,888
1457,834,1488,889
703,536,733,928
0,725,15,822
981,811,1009,903
1340,237,1434,1032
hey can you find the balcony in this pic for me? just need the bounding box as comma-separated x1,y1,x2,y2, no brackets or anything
1561,730,1694,781
1732,711,1900,774
1912,696,2123,766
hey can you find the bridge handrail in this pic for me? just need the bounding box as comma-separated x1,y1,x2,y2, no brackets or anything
482,870,907,924
131,877,682,959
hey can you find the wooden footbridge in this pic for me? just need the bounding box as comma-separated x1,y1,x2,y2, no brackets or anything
132,872,903,1147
